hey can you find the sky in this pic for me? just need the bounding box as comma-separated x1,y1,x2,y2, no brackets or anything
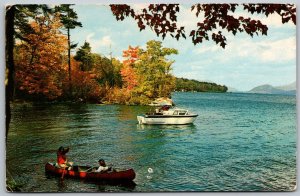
71,4,296,91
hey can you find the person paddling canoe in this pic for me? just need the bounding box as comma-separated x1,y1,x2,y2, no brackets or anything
95,159,112,172
56,146,73,170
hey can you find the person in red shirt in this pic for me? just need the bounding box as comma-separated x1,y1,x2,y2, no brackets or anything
57,146,73,169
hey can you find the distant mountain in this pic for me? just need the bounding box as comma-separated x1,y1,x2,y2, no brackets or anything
276,81,296,91
249,84,285,94
248,82,296,95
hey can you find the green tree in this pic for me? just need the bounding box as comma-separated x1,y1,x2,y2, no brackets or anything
131,40,178,104
92,54,122,87
55,5,82,95
111,58,123,88
74,45,122,88
74,41,93,71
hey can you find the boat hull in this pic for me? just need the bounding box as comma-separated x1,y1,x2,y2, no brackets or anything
45,162,135,182
137,114,198,125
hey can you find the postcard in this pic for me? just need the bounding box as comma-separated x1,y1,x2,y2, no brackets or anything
5,3,296,192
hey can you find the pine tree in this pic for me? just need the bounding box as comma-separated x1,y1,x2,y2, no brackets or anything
55,4,82,96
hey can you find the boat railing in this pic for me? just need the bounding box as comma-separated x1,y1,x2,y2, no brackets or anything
146,112,163,115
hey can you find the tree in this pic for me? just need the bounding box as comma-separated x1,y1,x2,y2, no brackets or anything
111,58,123,88
14,13,68,100
74,41,93,72
67,60,102,102
135,40,178,99
121,46,139,90
120,41,178,105
55,5,82,95
110,4,296,48
91,54,122,87
5,5,53,140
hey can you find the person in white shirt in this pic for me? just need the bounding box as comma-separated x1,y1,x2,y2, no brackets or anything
95,159,110,172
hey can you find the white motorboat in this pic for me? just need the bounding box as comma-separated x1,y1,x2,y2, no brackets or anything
137,106,198,125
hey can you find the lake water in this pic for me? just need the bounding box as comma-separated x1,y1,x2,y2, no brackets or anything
6,92,296,192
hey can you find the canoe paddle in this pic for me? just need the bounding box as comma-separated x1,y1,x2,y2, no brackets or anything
61,167,66,180
86,167,93,172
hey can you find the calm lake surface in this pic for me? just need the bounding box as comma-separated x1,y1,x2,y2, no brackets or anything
6,92,296,192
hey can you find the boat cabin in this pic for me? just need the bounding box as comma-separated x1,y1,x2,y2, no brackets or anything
162,108,189,116
149,106,190,116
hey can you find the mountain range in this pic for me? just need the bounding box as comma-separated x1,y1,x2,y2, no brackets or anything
248,81,296,95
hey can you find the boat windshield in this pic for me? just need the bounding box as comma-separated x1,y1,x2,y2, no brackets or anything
173,110,188,115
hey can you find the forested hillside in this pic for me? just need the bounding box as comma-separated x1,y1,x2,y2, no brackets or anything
175,78,228,92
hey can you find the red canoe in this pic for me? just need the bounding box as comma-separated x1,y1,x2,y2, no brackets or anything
45,162,136,182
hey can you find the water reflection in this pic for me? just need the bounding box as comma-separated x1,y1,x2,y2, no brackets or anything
96,181,136,192
136,124,197,139
116,105,150,121
47,172,136,192
57,178,67,192
137,124,197,131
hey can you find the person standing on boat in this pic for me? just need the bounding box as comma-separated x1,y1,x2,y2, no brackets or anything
161,105,170,111
57,146,73,170
95,159,110,172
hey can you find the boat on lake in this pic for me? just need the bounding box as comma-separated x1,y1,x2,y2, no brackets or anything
45,162,136,183
137,105,198,125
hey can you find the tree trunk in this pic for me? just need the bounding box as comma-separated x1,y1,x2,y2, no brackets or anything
5,5,15,142
67,27,72,97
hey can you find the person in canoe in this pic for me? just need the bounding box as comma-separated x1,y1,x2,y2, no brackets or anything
56,146,73,170
95,159,112,172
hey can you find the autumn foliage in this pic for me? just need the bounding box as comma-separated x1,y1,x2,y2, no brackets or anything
110,4,296,48
15,14,67,100
67,60,103,102
121,46,139,90
103,41,178,105
14,13,102,102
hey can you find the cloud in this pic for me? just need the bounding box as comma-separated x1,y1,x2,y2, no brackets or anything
226,36,296,63
191,34,296,64
173,33,296,90
233,8,295,28
177,5,201,32
130,4,149,13
194,44,222,54
259,37,296,62
261,14,285,27
86,33,114,53
101,36,113,47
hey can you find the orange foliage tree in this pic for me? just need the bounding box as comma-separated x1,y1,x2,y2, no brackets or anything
121,46,139,90
15,13,68,100
67,59,103,102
